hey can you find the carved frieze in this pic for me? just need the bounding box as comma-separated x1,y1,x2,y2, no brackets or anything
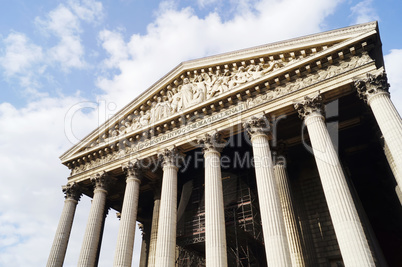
69,51,374,177
84,51,372,152
97,60,286,143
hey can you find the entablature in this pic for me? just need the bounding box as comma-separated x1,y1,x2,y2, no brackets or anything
60,22,382,181
66,53,377,182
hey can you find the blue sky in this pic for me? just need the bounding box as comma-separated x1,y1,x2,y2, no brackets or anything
0,0,401,266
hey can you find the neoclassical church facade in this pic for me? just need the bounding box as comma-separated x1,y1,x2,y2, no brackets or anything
48,21,402,267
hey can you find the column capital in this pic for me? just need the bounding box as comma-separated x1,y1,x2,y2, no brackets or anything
122,160,142,180
293,93,324,120
62,182,82,202
354,67,390,103
90,171,112,192
243,114,271,139
158,147,185,168
197,131,227,154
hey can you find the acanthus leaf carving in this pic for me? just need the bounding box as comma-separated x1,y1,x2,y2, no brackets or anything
354,67,389,102
62,182,82,201
293,93,324,119
122,160,141,179
90,171,113,192
243,114,271,138
158,147,185,168
197,131,227,153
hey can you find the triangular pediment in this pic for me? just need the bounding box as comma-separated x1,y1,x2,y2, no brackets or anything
60,21,380,169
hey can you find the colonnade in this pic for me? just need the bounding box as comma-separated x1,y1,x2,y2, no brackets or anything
48,69,402,267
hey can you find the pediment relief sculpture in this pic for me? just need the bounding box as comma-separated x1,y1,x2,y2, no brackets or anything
69,51,374,177
85,59,289,148
84,49,372,152
124,60,286,130
86,53,321,148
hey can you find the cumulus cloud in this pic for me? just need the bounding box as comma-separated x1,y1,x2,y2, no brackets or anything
98,29,129,69
0,32,43,76
0,0,104,99
350,0,379,24
0,94,94,265
35,4,87,70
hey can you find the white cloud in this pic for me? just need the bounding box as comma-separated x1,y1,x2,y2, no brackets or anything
68,0,104,23
385,49,402,114
0,94,93,265
350,0,379,24
32,1,103,71
0,32,43,77
98,29,129,69
36,4,86,70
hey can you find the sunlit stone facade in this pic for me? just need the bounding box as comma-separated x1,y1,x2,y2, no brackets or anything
48,22,402,267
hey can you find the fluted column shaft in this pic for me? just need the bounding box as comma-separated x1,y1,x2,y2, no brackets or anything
155,149,181,267
113,161,142,267
47,183,81,267
383,140,400,181
204,148,228,267
368,92,402,188
274,159,305,267
249,132,292,266
78,173,110,267
304,111,375,266
147,193,161,267
355,69,402,194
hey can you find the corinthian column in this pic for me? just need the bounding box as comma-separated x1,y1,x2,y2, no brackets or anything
198,132,228,267
154,148,183,267
78,171,112,267
294,94,375,267
47,183,82,267
273,149,305,267
355,67,402,191
113,160,142,267
243,116,292,267
147,181,161,267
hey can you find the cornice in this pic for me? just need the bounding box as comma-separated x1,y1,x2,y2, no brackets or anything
66,48,376,178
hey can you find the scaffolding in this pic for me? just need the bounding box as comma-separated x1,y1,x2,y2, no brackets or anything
176,172,265,267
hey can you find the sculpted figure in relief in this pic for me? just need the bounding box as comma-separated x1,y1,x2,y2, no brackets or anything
180,78,194,109
246,62,279,80
208,70,229,98
139,110,150,127
151,96,171,123
168,88,182,112
100,58,289,145
131,116,141,131
191,74,207,105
